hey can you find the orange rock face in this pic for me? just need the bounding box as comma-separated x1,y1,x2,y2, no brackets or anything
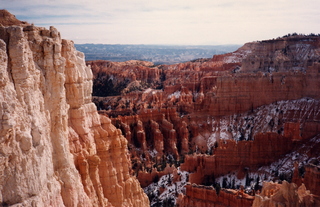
90,35,320,206
177,184,254,207
180,132,293,185
252,181,320,207
301,164,320,197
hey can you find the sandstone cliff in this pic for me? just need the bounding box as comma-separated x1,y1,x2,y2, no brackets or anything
0,10,149,207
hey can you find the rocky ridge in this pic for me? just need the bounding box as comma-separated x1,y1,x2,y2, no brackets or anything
0,10,149,206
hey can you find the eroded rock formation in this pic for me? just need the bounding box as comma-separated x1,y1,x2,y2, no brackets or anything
252,181,320,207
177,184,254,207
0,10,149,206
181,132,294,184
90,34,320,206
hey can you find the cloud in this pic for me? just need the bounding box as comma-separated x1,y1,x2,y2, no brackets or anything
2,0,320,44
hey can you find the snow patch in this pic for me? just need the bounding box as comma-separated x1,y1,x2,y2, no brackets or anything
224,49,252,63
207,133,217,149
144,88,153,94
168,91,181,99
144,168,189,206
222,98,320,141
149,149,158,158
207,117,233,148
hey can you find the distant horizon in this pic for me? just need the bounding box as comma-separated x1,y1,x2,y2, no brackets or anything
75,43,240,64
75,43,242,46
2,0,320,45
74,32,319,46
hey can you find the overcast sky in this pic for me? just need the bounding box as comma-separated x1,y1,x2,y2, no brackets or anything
2,0,320,45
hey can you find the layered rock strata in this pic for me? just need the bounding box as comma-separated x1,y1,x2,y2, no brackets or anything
177,184,254,207
180,133,293,184
0,10,149,206
90,34,320,206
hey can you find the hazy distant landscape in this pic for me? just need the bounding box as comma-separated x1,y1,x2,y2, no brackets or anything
75,44,240,65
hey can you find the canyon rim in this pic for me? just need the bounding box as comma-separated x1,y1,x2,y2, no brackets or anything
1,9,320,207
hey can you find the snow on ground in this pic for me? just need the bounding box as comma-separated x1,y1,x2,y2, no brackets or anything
214,154,299,192
148,149,158,158
215,133,320,192
207,117,233,148
259,134,320,176
143,88,153,94
143,98,320,204
205,98,320,191
168,91,181,99
207,133,217,149
144,168,189,206
259,151,308,176
205,98,320,148
224,49,252,64
311,135,320,143
215,172,267,193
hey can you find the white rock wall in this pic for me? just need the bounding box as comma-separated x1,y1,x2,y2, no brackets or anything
0,24,149,207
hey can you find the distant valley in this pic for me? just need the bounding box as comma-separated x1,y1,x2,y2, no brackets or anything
75,44,240,64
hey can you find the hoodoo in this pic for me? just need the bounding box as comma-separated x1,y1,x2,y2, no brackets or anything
90,33,320,206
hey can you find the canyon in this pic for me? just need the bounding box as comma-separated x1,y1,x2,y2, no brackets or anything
90,34,320,206
1,9,320,207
